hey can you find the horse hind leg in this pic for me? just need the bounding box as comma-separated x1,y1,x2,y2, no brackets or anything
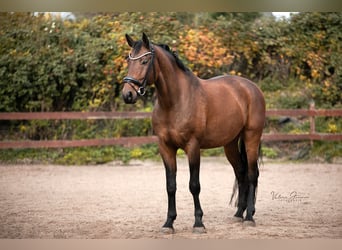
224,138,249,222
242,130,262,226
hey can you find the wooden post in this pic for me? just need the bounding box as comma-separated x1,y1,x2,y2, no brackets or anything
309,101,315,146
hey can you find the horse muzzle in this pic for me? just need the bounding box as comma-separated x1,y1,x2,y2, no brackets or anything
122,83,138,104
122,89,138,104
122,76,147,103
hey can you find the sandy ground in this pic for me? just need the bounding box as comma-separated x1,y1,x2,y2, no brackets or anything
0,157,341,239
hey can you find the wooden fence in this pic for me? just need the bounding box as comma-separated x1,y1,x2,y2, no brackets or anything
0,104,341,149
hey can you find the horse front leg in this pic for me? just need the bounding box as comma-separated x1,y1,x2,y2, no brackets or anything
186,141,206,233
159,142,178,233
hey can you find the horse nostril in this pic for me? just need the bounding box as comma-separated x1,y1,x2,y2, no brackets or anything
127,91,133,102
123,91,133,103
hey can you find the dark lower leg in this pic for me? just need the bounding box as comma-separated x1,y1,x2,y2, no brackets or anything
233,159,248,219
163,168,177,228
224,140,248,220
245,183,256,221
187,143,204,229
245,166,258,222
189,173,204,228
234,179,248,218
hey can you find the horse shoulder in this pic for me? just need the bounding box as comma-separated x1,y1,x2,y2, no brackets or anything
152,89,207,148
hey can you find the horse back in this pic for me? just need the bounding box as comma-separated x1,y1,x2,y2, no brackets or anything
201,75,265,134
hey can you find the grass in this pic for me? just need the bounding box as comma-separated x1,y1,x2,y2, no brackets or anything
0,141,340,165
311,141,342,163
0,145,159,165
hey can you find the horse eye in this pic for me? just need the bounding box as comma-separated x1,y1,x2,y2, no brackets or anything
141,59,149,65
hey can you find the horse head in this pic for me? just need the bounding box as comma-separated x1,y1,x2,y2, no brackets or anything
122,33,155,104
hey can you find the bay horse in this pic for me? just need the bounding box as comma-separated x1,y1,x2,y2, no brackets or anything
121,33,265,233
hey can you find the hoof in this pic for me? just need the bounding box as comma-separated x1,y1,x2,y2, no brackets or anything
243,220,256,227
192,227,206,234
160,227,175,234
232,216,244,223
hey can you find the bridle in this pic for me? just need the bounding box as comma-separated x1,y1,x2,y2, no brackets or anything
123,45,155,96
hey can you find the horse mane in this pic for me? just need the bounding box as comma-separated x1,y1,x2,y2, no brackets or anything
132,39,189,73
157,43,189,72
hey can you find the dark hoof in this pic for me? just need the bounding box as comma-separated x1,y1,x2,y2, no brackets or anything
232,216,244,223
193,227,206,234
243,220,256,227
160,227,175,234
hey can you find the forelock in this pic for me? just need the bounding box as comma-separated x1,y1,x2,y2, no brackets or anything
132,40,144,55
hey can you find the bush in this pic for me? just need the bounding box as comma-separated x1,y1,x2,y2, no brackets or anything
1,12,341,114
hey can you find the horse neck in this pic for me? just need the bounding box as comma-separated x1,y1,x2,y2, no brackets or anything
154,48,197,109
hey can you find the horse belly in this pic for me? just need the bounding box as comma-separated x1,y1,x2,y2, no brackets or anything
200,115,243,148
200,84,245,148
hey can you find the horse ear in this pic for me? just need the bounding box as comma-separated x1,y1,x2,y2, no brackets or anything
125,34,135,48
142,32,150,49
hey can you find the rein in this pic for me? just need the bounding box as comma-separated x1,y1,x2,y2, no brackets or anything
123,45,155,96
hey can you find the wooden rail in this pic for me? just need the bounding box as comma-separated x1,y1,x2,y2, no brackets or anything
263,103,342,142
0,111,152,120
0,105,341,149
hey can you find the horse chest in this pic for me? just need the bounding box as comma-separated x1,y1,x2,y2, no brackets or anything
152,114,194,147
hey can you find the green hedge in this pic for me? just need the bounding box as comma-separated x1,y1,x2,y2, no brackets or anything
1,12,341,113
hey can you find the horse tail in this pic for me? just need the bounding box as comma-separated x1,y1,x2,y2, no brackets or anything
254,141,263,204
258,142,263,167
229,137,248,206
229,179,238,206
